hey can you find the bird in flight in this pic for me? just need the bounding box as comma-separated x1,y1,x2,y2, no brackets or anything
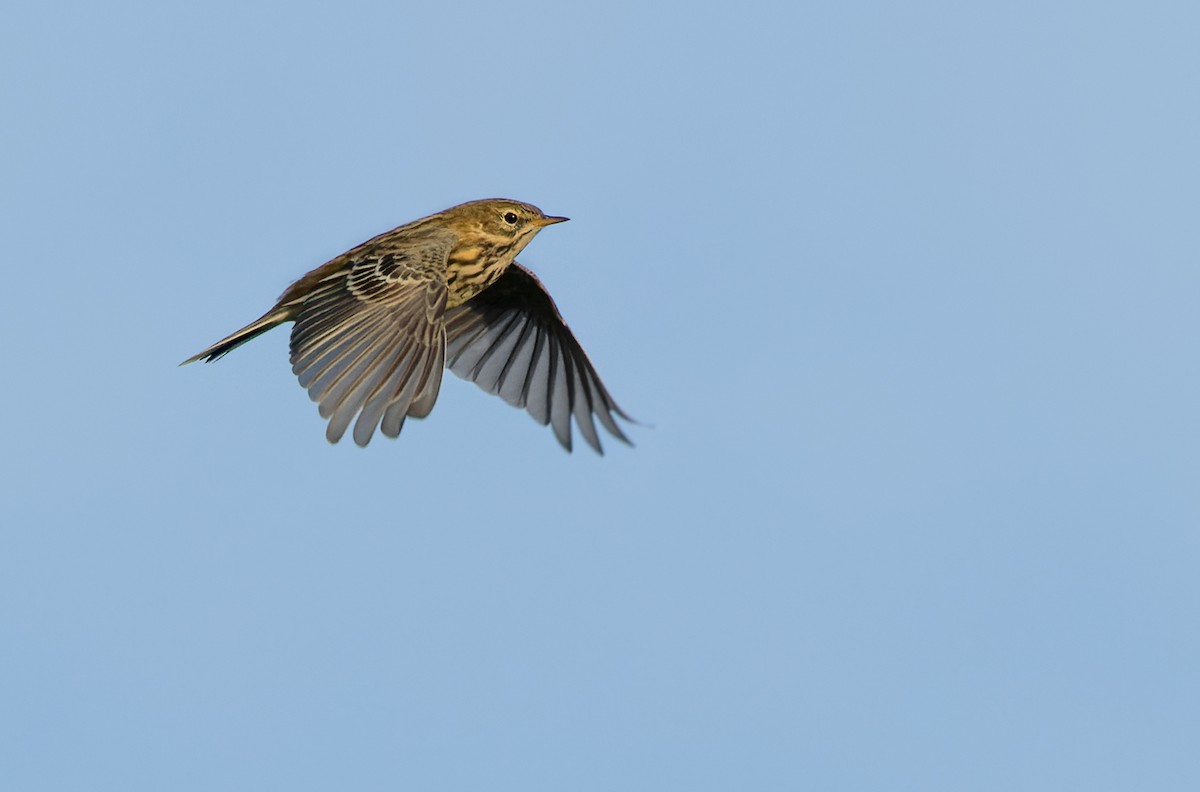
182,198,632,454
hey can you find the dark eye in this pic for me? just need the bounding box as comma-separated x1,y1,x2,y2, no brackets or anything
503,211,519,225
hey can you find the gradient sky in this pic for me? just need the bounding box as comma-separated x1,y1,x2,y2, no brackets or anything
3,2,1198,790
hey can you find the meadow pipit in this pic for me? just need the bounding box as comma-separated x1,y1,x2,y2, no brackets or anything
182,199,632,453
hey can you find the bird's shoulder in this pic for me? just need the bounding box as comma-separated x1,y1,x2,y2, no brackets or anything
275,221,457,308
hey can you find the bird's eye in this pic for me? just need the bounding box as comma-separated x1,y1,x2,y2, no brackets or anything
503,211,519,225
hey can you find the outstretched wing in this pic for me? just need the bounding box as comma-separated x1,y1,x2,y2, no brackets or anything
290,244,450,447
444,264,632,454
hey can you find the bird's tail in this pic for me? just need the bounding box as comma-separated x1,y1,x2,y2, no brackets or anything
180,307,293,365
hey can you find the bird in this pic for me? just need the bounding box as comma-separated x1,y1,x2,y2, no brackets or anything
181,198,633,454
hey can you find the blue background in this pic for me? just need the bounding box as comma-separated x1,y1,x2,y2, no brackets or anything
3,2,1197,789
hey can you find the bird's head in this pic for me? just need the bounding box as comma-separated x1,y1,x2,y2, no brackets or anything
446,198,568,251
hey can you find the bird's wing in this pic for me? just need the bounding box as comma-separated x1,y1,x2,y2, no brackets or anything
444,263,632,454
290,243,450,447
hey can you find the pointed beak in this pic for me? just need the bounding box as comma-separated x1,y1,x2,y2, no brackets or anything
537,215,569,227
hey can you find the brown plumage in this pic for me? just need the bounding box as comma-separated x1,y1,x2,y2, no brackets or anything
182,198,632,453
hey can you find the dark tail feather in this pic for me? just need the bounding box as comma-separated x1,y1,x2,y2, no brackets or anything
180,308,292,365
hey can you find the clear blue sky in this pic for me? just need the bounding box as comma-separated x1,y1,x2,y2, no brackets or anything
2,2,1197,789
